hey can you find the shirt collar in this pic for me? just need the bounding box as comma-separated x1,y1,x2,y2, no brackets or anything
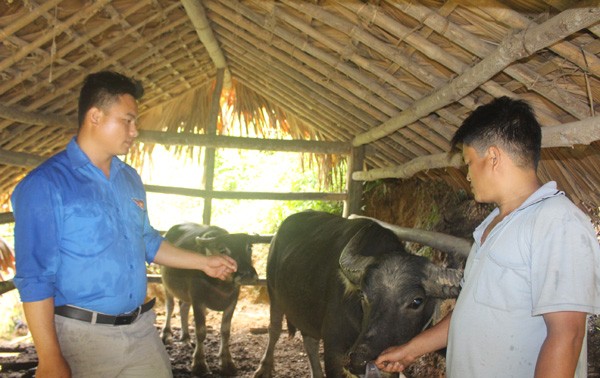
516,181,563,211
66,137,126,176
473,181,563,245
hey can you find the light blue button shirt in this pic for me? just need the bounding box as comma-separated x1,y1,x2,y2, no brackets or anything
12,138,163,315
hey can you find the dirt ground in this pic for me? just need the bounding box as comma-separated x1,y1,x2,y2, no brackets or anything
1,291,599,377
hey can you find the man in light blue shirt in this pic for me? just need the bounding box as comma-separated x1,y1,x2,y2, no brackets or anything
12,71,238,377
376,97,600,377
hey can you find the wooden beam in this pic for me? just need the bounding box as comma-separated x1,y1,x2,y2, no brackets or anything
0,148,45,168
0,135,350,168
541,116,600,147
353,152,463,182
136,131,351,154
343,146,365,217
181,0,232,89
144,184,346,201
352,5,600,146
0,103,75,128
0,280,15,295
353,116,600,181
0,212,14,224
202,68,225,225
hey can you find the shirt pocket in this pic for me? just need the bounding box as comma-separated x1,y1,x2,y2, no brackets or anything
473,253,532,312
123,198,146,234
62,203,118,255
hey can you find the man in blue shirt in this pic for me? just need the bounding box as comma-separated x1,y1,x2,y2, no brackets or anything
11,71,238,377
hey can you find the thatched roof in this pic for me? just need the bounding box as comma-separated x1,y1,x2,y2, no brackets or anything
0,0,599,214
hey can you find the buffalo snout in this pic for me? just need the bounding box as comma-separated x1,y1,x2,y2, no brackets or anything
348,345,375,375
233,266,258,285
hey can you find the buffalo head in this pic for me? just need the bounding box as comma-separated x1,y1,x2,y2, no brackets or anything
338,223,462,374
195,233,260,285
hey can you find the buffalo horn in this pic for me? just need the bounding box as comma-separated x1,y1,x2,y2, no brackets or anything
339,225,377,286
348,214,472,258
195,236,217,246
423,264,463,298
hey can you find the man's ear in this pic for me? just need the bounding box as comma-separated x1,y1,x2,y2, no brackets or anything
87,107,103,127
488,145,501,168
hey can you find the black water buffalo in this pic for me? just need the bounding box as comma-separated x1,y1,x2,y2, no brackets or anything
253,211,462,378
161,223,260,377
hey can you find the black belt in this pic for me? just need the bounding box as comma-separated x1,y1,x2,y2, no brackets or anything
55,298,156,326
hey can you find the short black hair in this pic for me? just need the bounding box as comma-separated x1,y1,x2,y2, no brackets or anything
450,96,542,169
78,71,144,127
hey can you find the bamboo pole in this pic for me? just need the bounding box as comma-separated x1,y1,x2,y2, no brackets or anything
181,0,232,89
541,116,600,147
202,68,224,225
0,212,14,224
0,280,15,296
353,152,464,181
138,131,351,154
144,185,347,201
344,146,365,217
353,5,600,146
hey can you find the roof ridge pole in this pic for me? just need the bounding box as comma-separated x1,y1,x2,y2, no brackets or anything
352,4,600,147
181,0,232,90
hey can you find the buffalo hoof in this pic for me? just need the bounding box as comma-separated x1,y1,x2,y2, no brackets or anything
180,332,191,343
219,362,237,376
252,366,273,378
191,364,211,378
160,330,172,345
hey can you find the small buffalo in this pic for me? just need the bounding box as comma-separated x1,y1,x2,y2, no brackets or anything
253,211,463,378
161,223,260,377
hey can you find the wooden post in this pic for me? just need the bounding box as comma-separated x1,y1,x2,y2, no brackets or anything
343,145,365,217
202,68,225,225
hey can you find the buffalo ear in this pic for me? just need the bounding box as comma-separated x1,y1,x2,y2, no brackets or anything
339,225,377,287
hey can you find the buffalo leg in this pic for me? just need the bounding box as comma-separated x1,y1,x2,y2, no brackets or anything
179,300,191,342
191,302,210,377
252,301,284,378
160,291,175,344
301,334,324,378
218,296,238,375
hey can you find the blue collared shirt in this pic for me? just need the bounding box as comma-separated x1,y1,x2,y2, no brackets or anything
11,138,164,315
